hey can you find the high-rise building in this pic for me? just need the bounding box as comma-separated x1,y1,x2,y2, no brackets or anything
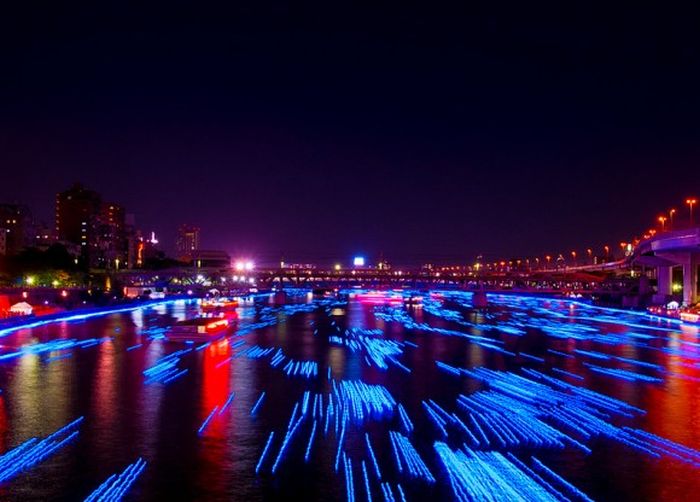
0,203,32,255
93,202,127,268
176,224,200,260
56,183,128,268
56,183,101,250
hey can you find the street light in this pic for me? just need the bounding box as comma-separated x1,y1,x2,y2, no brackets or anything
686,198,697,225
658,216,667,231
669,208,676,228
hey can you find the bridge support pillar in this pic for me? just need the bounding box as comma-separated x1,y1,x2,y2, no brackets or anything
653,265,673,304
682,256,698,305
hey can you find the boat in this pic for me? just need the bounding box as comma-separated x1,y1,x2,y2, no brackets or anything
354,291,403,305
168,316,231,341
647,301,700,324
680,312,700,323
201,298,239,312
680,308,700,323
403,295,424,307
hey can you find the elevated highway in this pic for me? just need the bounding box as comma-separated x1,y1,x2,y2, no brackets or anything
630,227,700,304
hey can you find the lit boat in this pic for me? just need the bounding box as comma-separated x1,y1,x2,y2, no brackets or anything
647,302,700,325
168,316,231,341
680,310,700,324
354,291,403,305
403,295,424,307
201,298,239,312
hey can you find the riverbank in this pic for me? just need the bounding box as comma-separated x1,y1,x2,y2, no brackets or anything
0,296,192,337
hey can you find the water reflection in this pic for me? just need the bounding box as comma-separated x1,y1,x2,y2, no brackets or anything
0,293,698,500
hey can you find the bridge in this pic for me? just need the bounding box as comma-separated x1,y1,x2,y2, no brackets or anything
104,261,637,299
630,226,700,305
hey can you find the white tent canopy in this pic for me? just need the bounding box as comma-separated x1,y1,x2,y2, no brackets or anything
10,302,33,315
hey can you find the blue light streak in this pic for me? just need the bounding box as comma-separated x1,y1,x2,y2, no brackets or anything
84,457,147,502
197,405,219,435
219,392,235,414
255,431,275,474
250,392,266,416
0,416,83,483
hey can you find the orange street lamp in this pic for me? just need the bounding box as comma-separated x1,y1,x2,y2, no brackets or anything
687,198,698,225
603,245,609,256
658,215,667,231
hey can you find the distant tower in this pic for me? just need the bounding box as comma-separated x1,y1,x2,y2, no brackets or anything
176,224,200,260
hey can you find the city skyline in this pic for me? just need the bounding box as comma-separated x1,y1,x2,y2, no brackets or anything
1,179,697,266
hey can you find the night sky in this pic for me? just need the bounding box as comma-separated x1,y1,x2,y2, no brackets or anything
1,4,699,265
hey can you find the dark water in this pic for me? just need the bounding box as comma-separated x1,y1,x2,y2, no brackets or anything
0,291,699,501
